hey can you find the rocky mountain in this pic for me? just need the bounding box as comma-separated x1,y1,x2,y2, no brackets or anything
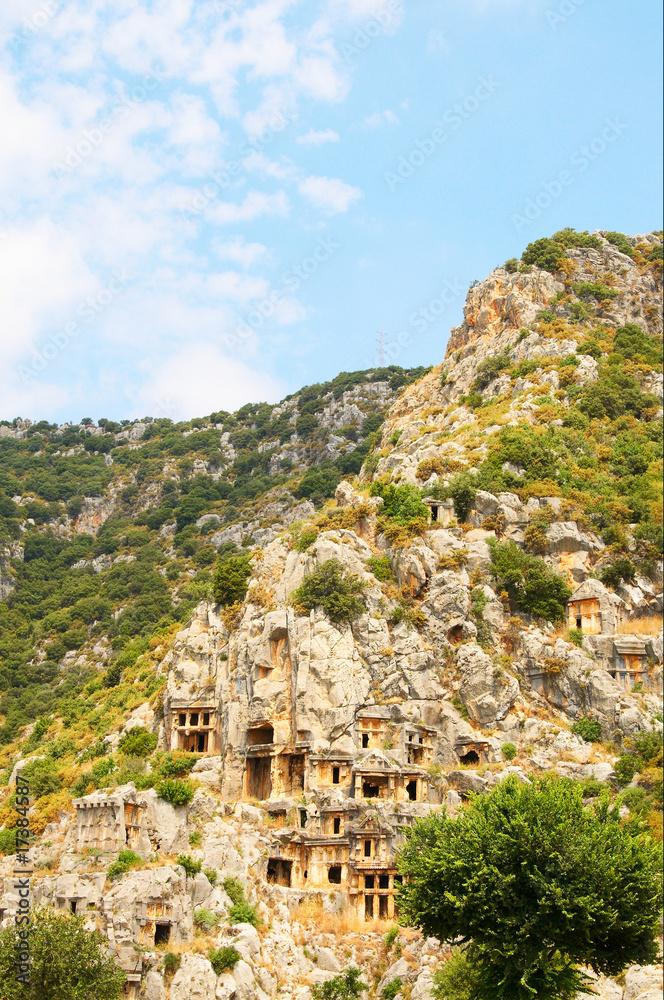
0,230,662,1000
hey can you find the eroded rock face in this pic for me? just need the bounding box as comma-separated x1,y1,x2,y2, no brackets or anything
456,643,519,725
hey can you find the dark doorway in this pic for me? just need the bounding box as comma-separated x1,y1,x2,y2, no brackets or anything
362,734,369,748
190,713,199,726
363,782,379,798
364,840,372,858
328,865,342,884
332,766,340,784
333,817,341,835
379,874,389,889
267,858,292,887
364,875,375,889
406,780,417,801
197,733,207,752
459,750,479,765
69,900,77,914
247,756,272,799
154,923,171,945
300,810,307,828
365,895,374,919
447,624,463,643
379,896,389,919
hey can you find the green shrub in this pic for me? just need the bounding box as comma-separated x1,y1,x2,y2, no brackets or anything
382,979,402,1000
633,730,663,764
208,946,241,974
194,907,220,930
189,831,202,846
488,539,572,623
573,282,619,302
571,717,602,743
614,755,639,785
294,528,319,551
551,228,602,250
445,472,477,521
605,231,636,259
567,627,584,647
204,868,218,886
19,758,63,799
176,854,202,878
295,465,340,503
213,554,252,606
521,237,567,273
107,849,142,880
222,876,246,906
612,323,662,366
370,481,429,526
384,925,399,949
504,258,518,272
229,901,261,926
162,952,181,975
157,779,194,805
580,778,606,798
367,555,392,581
471,354,511,391
600,558,637,589
502,742,517,762
158,751,198,778
620,786,649,815
311,969,366,1000
291,559,367,624
117,727,158,757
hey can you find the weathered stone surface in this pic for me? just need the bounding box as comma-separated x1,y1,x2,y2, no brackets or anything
624,966,664,1000
456,643,519,725
171,956,217,1000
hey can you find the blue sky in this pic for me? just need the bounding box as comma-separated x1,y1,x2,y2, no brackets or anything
0,0,661,423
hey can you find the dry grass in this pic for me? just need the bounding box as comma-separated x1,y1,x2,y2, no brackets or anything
292,899,394,939
617,615,663,637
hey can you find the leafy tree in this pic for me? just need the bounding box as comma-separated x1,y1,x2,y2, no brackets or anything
488,539,572,623
397,776,663,1000
611,323,662,365
551,228,602,250
296,465,340,503
600,557,637,589
521,237,567,273
445,472,477,521
213,554,252,606
176,853,202,877
311,968,366,1000
291,559,367,624
117,726,158,757
369,481,429,525
0,906,126,999
471,354,511,391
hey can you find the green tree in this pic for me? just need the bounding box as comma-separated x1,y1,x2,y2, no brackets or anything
213,554,252,606
397,776,663,1000
521,237,567,273
488,539,572,623
291,559,367,624
311,968,366,1000
0,907,126,999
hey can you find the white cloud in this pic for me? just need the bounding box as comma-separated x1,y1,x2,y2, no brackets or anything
298,174,362,214
362,108,399,128
209,189,291,224
213,238,268,267
296,128,340,145
132,343,284,421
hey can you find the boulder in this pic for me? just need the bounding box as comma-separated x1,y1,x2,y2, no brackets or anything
170,956,217,1000
456,643,519,725
624,965,663,1000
